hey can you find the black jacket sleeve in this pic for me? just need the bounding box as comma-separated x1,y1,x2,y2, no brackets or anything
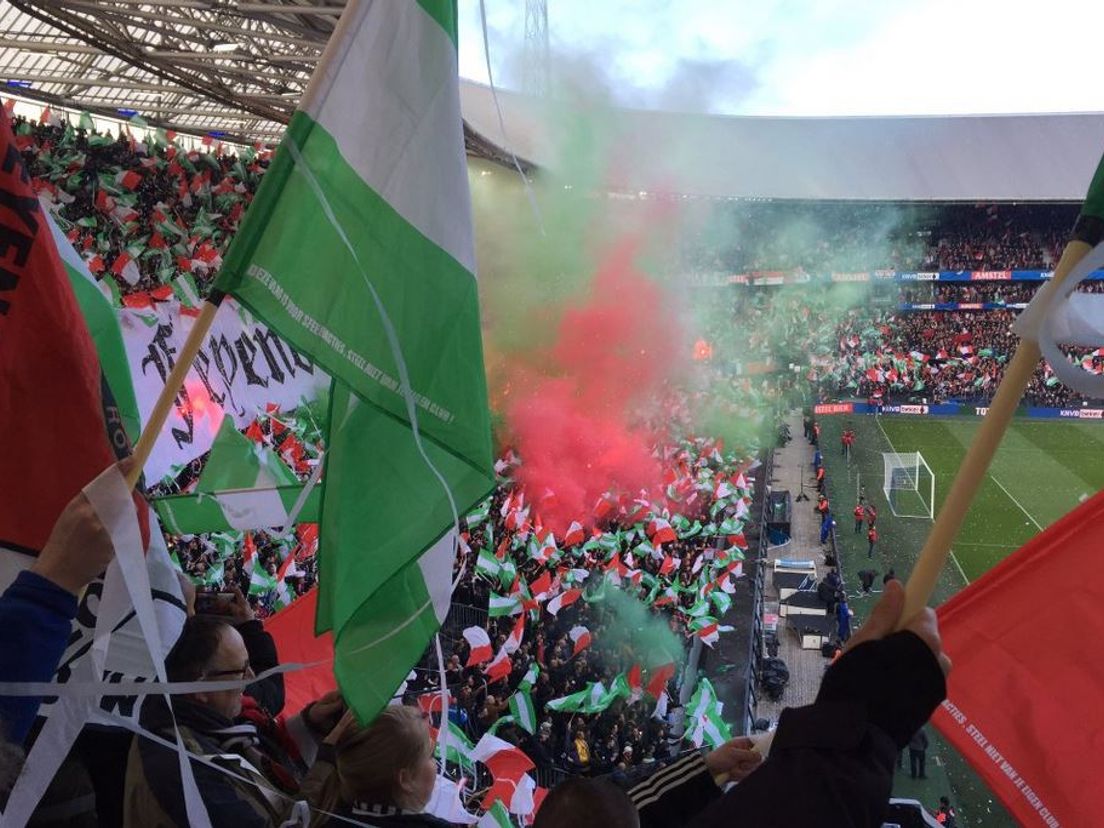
629,752,721,828
690,630,946,828
237,619,285,717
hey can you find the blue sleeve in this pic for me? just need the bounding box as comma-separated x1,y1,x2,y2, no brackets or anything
0,570,78,743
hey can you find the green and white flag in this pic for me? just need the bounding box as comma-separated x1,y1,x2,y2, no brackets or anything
213,0,494,723
197,560,224,587
517,662,540,693
717,516,744,535
46,210,141,445
207,531,241,562
249,563,278,597
488,592,521,618
153,417,321,534
466,498,491,527
435,720,475,769
710,590,732,616
602,673,632,707
686,599,712,618
475,547,501,580
508,689,537,734
684,678,732,749
497,557,517,590
478,801,513,828
547,682,609,714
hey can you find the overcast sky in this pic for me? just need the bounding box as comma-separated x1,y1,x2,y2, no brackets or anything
457,0,1104,117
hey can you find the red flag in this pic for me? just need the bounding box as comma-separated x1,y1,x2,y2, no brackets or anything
627,663,643,701
545,588,581,617
242,531,257,574
528,570,553,601
933,491,1104,827
264,590,336,716
569,625,591,657
416,691,454,715
645,662,676,700
297,523,319,560
462,626,493,667
115,170,142,190
484,647,512,683
244,420,265,443
502,613,525,655
0,109,116,557
647,517,677,545
562,520,585,547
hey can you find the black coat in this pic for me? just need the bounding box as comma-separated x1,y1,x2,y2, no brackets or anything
680,631,945,828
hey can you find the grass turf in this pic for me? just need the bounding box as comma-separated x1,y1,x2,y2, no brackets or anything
817,414,1104,827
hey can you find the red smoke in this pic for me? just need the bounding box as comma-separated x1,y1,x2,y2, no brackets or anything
505,239,681,536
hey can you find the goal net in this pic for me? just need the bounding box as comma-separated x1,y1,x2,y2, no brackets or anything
882,452,935,519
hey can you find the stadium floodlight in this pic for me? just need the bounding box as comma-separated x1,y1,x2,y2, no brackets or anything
882,451,935,520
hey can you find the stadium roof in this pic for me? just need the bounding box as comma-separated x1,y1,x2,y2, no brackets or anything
460,82,1104,203
0,0,333,141
2,2,1103,201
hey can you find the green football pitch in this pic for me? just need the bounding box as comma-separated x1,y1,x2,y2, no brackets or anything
816,413,1104,826
820,414,1104,594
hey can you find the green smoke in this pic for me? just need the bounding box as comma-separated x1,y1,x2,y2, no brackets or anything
595,587,685,670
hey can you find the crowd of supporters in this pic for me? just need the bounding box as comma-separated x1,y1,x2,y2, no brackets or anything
0,109,971,827
901,281,1104,306
12,112,267,301
817,305,1103,406
680,201,1077,275
396,432,757,780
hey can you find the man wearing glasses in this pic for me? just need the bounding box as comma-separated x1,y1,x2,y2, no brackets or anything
123,615,345,826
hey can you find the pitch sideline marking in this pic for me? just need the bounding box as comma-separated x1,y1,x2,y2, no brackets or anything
990,475,1044,532
872,414,971,586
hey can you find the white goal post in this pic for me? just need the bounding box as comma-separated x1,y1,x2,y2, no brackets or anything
882,451,935,519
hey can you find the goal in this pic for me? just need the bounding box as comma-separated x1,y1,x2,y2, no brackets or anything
882,452,935,519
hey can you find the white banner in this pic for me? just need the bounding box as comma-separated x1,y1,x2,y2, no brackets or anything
121,298,330,482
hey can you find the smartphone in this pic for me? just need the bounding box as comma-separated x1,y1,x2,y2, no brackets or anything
195,591,235,615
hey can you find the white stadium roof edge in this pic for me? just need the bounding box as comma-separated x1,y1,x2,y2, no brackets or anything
1,0,1102,202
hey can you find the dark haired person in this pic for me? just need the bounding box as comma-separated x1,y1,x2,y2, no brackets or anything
124,615,343,826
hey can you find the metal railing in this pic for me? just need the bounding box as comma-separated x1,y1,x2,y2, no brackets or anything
744,447,773,734
441,602,488,640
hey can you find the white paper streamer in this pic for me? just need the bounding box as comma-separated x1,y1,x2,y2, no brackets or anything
0,468,213,828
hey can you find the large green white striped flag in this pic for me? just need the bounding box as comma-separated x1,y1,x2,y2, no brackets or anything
154,416,323,534
546,682,609,714
517,662,540,693
489,591,522,618
508,688,537,734
466,497,491,527
213,0,494,723
435,720,475,769
475,547,501,580
45,209,142,447
478,801,513,828
249,561,278,596
684,678,732,750
272,553,298,610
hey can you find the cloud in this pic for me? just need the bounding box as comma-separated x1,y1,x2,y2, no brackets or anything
458,0,1104,117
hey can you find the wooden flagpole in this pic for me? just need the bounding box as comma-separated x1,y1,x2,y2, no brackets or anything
125,293,224,489
900,149,1104,624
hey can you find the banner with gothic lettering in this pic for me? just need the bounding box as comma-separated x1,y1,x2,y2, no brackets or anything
120,297,329,482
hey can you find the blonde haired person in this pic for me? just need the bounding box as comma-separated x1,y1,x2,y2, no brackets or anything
311,705,451,827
